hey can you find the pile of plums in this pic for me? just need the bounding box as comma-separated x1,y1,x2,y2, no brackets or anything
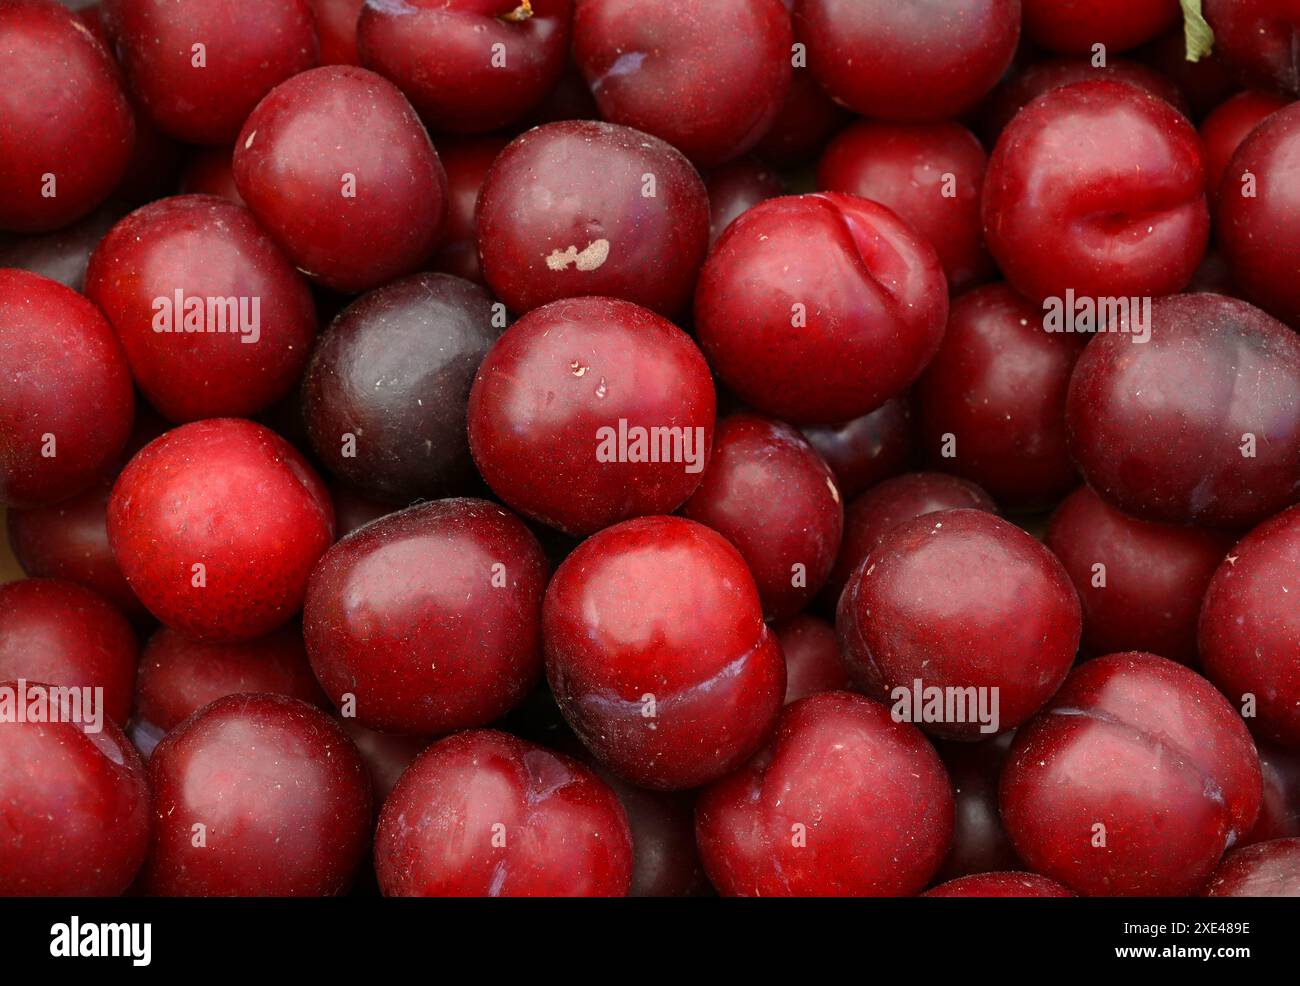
1,0,1299,898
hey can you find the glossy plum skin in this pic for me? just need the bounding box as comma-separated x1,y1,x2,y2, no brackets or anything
1200,504,1300,748
86,195,317,423
800,397,914,500
917,284,1086,510
132,626,326,738
0,702,150,896
822,473,998,612
476,121,710,318
0,270,134,509
818,122,993,291
374,730,634,897
302,273,498,503
774,614,851,705
1001,652,1262,896
705,157,785,245
983,81,1209,302
468,297,715,536
1045,485,1234,665
696,691,954,896
107,419,335,642
233,66,448,294
682,413,844,620
1066,294,1300,528
0,0,133,232
304,499,548,735
1204,839,1300,896
1200,90,1289,202
141,694,371,896
793,0,1019,122
1022,0,1180,54
1217,103,1300,325
543,517,785,790
102,0,318,146
429,136,509,284
924,872,1074,897
12,6,1300,908
695,193,948,425
1204,0,1300,95
934,735,1021,880
358,0,572,135
573,0,791,166
978,57,1188,145
0,579,136,727
7,480,146,622
838,509,1081,740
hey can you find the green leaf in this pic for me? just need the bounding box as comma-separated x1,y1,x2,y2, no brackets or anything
1181,0,1215,62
